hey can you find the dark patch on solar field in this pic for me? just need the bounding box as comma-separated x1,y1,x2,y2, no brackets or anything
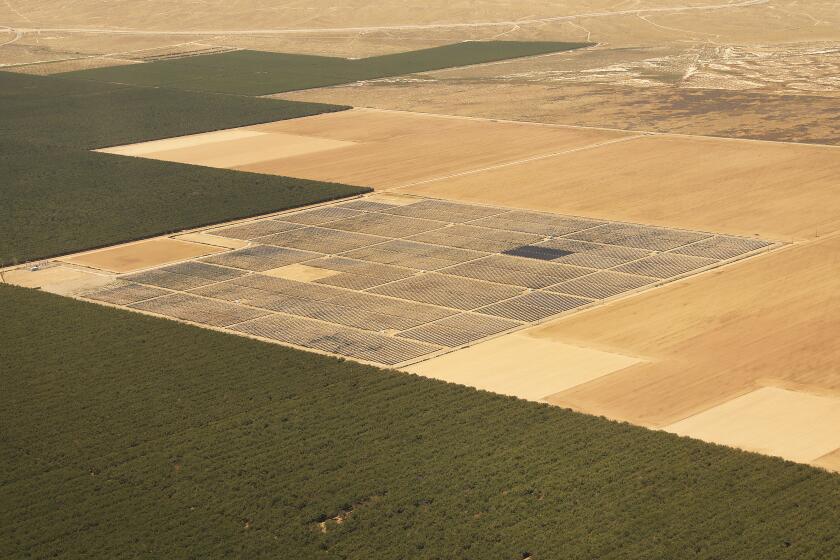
502,245,574,260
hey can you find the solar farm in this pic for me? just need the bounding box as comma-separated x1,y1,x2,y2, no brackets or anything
78,196,776,367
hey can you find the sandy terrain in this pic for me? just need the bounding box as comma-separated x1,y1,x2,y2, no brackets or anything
109,109,840,241
1,265,113,295
665,387,840,465
404,333,643,401
529,233,840,430
398,130,840,241
172,232,251,249
813,449,840,473
104,108,631,188
262,263,340,282
104,131,356,169
271,6,840,144
285,77,840,145
59,238,225,272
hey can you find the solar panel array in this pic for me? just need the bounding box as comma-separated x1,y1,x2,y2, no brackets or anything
81,197,778,366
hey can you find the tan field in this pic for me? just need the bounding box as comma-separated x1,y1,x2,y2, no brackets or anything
106,108,632,188
285,78,840,145
664,387,840,465
531,233,840,429
59,237,226,273
172,232,251,250
261,263,341,282
404,333,644,401
1,265,113,295
398,130,840,241
105,109,840,242
237,111,631,187
814,449,840,473
100,129,357,169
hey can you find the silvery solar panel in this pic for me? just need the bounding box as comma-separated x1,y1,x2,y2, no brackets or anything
201,245,318,271
672,236,774,260
80,196,779,367
280,206,366,225
548,271,657,299
567,223,712,251
210,219,301,240
129,293,271,327
324,212,446,237
613,253,718,279
83,282,171,305
231,314,440,365
383,199,507,222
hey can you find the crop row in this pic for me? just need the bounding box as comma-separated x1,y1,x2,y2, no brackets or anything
3,284,839,559
0,71,363,265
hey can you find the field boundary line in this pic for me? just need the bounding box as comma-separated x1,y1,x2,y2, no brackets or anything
387,134,646,191
357,108,840,150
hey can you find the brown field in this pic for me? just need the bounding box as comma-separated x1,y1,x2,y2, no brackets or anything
59,237,225,273
285,79,840,145
398,130,840,241
532,233,840,430
171,232,251,249
100,129,357,169
404,333,643,401
664,387,840,465
108,109,840,241
814,449,840,473
111,108,632,188
1,265,112,295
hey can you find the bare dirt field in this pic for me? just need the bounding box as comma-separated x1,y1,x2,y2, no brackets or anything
404,333,644,401
531,233,840,428
665,387,840,465
100,129,357,169
285,78,840,145
59,237,226,273
105,108,631,187
397,128,840,241
1,264,112,295
172,232,251,250
108,109,840,241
